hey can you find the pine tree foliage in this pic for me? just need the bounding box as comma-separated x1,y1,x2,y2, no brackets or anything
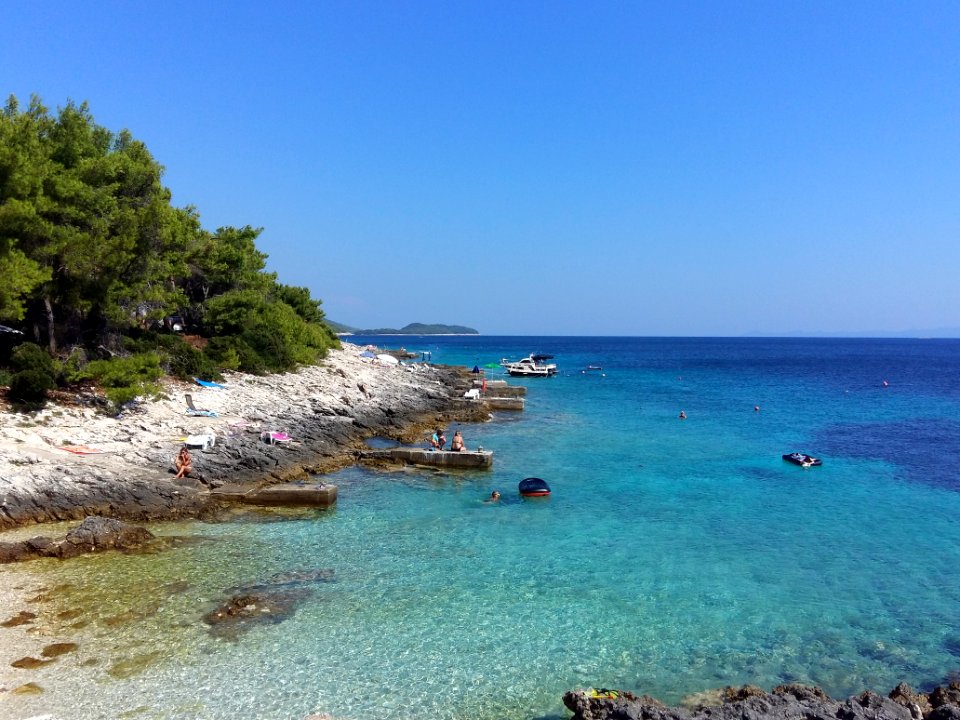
0,94,338,392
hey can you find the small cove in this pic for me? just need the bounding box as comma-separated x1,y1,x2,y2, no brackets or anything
3,336,960,720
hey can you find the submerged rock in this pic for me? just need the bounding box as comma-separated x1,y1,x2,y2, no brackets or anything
202,567,334,640
203,588,313,641
1,610,37,627
41,642,79,658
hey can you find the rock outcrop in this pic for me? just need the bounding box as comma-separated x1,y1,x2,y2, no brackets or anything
562,683,960,720
0,516,154,563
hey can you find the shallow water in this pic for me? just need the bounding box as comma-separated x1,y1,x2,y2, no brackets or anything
3,337,960,720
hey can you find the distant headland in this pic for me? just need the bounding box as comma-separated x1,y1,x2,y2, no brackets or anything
327,321,479,335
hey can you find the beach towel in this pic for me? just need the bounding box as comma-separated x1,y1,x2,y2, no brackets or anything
260,431,292,445
194,378,227,389
187,408,219,417
60,445,107,455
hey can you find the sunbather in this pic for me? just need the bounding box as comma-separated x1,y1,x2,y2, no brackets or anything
174,447,192,478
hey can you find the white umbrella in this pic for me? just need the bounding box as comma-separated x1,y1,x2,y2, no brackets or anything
376,354,399,366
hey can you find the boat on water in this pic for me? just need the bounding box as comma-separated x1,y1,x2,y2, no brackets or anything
501,353,558,377
518,477,551,497
783,452,822,467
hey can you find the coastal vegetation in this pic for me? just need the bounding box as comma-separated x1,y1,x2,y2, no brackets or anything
0,95,338,408
331,321,478,335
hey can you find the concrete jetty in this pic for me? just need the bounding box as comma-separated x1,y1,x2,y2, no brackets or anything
473,380,527,397
210,482,338,508
482,396,525,411
360,448,493,469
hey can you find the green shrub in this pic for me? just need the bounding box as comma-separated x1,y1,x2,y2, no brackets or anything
0,369,11,387
203,337,241,371
72,352,164,411
11,342,57,376
9,369,55,406
62,347,88,379
124,333,221,380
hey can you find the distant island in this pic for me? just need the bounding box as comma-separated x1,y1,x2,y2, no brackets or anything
327,321,479,335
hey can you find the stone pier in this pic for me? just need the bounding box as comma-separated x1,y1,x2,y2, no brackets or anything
360,448,493,469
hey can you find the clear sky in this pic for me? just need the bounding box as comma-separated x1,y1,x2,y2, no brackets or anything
3,1,959,336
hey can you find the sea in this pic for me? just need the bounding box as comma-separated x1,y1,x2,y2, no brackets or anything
3,336,960,720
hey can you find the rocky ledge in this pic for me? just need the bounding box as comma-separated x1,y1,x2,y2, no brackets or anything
0,343,484,530
563,682,960,720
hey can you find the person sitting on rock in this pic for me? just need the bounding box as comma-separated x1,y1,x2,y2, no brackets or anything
174,447,192,479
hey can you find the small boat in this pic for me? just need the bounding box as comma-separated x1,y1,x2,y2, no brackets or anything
501,354,558,377
518,477,551,497
585,365,603,371
782,452,822,467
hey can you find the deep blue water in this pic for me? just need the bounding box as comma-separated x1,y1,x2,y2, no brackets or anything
3,336,960,720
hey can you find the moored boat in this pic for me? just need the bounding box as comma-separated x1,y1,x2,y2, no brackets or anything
501,354,558,377
518,477,551,497
782,452,822,467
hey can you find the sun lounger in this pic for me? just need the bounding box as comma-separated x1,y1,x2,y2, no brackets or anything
185,432,216,450
463,388,481,400
185,394,218,417
260,431,292,445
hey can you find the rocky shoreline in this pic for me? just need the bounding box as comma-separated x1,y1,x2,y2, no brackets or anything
0,342,483,531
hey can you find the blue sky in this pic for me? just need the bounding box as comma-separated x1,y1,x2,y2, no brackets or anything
3,1,959,335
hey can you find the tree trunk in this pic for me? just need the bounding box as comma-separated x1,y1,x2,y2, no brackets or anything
44,295,56,354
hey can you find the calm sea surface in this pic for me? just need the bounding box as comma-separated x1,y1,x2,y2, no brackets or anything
3,336,960,720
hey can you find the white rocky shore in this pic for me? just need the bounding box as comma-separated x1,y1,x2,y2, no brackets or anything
0,342,478,529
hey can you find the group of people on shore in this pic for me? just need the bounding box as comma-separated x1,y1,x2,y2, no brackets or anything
430,428,467,452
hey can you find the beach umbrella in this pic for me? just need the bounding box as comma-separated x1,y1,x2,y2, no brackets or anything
360,350,376,359
376,354,399,365
472,365,481,374
483,363,500,369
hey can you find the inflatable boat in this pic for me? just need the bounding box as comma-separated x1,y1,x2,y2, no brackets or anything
518,477,551,497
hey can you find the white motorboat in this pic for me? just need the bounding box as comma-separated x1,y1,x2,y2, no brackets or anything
500,354,558,377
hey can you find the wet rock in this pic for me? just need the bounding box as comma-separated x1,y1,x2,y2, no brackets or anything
0,517,154,564
931,684,960,708
890,682,933,716
929,707,960,720
562,685,924,720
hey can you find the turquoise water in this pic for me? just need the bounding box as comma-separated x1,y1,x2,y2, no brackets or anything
4,337,960,720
